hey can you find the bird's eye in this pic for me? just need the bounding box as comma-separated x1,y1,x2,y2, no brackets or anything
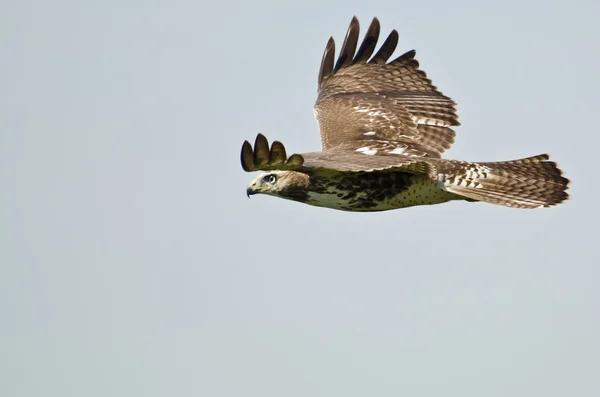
266,175,277,184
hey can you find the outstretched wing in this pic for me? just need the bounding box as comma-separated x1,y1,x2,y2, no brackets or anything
315,17,459,158
241,134,435,176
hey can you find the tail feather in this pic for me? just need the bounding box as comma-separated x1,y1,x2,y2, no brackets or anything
439,154,570,209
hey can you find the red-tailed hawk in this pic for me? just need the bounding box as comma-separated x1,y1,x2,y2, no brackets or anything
241,17,570,211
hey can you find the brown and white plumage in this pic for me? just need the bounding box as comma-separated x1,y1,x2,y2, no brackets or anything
241,17,570,211
315,17,458,158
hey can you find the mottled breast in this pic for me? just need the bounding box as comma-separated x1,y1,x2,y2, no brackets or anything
305,172,461,212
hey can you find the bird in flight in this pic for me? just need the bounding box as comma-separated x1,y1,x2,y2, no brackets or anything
241,17,570,211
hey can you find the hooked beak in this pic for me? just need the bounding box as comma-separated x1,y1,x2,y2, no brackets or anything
247,179,260,198
247,179,267,198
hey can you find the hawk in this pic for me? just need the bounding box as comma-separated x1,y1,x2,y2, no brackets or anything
241,17,570,211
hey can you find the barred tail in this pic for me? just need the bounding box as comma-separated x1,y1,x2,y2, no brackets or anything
440,154,570,209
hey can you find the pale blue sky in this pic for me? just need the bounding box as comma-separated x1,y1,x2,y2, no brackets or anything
1,1,599,396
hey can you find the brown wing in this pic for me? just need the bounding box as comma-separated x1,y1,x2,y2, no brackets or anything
241,134,435,176
315,17,459,158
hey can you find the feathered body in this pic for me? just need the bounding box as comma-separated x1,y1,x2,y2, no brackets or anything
241,17,570,211
304,173,460,211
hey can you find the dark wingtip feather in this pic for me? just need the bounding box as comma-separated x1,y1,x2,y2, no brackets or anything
242,134,304,171
352,17,380,64
253,133,270,167
269,141,287,165
400,49,416,60
390,49,417,65
285,153,304,167
241,140,254,172
334,16,360,73
369,29,398,64
318,37,336,86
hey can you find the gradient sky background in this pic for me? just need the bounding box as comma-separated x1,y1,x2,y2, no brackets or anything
2,1,599,396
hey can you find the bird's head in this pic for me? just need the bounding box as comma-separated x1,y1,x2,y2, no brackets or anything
246,170,310,200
